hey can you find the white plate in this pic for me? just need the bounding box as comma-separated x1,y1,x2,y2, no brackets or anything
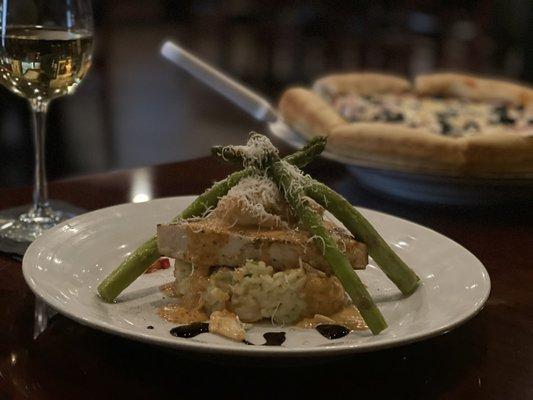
23,196,490,357
269,119,533,204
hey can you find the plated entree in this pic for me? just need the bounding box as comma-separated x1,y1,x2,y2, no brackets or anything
98,134,420,341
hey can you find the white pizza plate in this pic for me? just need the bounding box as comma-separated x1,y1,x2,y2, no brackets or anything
269,120,533,205
22,196,490,357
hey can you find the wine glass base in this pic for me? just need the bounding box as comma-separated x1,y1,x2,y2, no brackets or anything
0,209,75,243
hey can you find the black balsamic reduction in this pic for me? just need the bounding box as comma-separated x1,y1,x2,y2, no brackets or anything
170,322,209,338
242,332,286,346
316,324,350,339
169,324,286,346
170,323,351,343
262,332,286,346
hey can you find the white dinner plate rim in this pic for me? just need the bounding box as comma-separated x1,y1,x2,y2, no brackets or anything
22,196,491,357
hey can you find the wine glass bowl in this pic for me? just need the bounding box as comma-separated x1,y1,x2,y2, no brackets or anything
0,27,93,102
0,0,93,242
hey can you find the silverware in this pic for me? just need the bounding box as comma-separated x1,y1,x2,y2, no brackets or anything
160,40,278,122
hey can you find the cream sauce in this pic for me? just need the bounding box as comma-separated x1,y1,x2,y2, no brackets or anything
157,304,207,324
296,307,367,331
301,273,347,316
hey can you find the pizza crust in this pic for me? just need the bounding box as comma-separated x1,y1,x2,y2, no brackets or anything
313,73,410,101
278,87,345,140
463,133,533,174
329,123,466,172
415,73,533,107
329,125,533,175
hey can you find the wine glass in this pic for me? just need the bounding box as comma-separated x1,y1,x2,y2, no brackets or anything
0,0,93,242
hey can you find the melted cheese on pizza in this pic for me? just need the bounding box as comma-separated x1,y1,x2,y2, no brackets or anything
332,94,533,137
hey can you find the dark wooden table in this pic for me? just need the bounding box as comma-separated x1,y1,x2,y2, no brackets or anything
0,156,531,399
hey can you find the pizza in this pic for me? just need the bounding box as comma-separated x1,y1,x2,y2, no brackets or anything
278,73,533,176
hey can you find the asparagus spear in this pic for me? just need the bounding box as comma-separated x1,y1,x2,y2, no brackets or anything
212,136,327,168
283,136,327,167
211,132,279,168
306,182,420,295
213,135,419,295
268,160,387,334
97,140,327,302
97,168,252,302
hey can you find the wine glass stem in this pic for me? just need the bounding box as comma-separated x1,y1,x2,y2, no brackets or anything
29,99,51,218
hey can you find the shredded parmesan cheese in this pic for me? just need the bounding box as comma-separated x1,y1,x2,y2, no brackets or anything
211,176,290,228
229,133,279,168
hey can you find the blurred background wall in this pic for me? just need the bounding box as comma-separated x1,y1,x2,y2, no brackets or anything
1,0,532,187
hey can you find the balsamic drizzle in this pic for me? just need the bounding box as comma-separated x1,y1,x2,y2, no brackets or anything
170,322,209,338
170,324,352,344
315,324,350,339
262,332,286,346
169,324,287,346
242,332,286,346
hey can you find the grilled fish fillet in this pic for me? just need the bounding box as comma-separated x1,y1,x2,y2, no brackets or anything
157,218,367,273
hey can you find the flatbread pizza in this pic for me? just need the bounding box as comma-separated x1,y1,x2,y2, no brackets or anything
279,73,533,176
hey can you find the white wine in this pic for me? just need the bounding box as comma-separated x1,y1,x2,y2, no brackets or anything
0,26,93,101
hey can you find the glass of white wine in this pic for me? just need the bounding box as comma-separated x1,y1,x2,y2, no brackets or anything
0,0,93,242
